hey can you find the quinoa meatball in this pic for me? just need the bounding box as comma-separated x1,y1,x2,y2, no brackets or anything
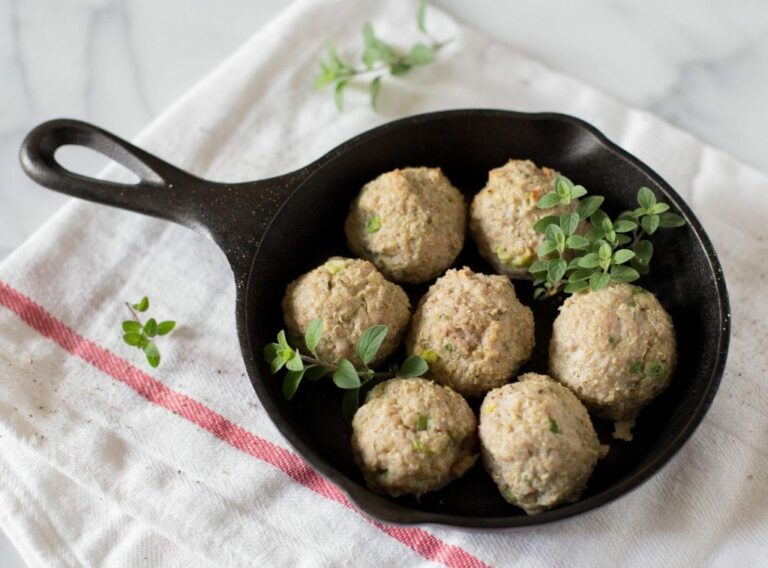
282,257,410,367
470,159,579,279
345,167,466,284
351,378,478,497
549,283,677,434
480,373,601,514
405,267,534,398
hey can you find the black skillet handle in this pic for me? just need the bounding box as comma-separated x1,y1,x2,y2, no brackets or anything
20,119,198,217
19,119,309,280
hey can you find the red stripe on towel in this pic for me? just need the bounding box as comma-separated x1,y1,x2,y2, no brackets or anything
0,280,489,568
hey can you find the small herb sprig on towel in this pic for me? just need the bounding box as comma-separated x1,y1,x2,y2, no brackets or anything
121,296,176,368
315,0,449,111
529,177,686,299
264,318,428,421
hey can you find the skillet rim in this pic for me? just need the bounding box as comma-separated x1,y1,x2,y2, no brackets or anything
241,108,731,527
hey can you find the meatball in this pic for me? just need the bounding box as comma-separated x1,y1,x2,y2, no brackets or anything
351,378,478,497
282,257,410,367
549,283,677,431
405,267,534,398
480,373,601,514
470,159,579,279
345,167,466,284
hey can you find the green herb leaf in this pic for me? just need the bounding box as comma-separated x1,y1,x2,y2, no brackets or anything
554,176,573,203
658,212,686,228
533,215,559,234
365,214,382,234
585,225,605,243
560,212,580,236
537,192,562,209
633,240,654,265
564,280,589,294
548,259,567,283
576,196,604,219
144,318,158,337
334,80,347,111
598,243,612,269
405,43,435,66
417,0,428,32
648,203,670,215
538,240,558,257
577,253,601,269
157,321,176,336
416,414,429,431
549,418,560,434
283,368,306,400
613,249,636,264
263,343,279,363
342,388,360,423
566,234,590,250
277,330,290,350
362,47,379,71
571,185,587,198
568,269,593,283
641,214,660,235
613,219,638,233
133,297,149,312
144,341,160,368
333,359,362,389
637,187,656,209
398,355,428,378
122,320,141,332
356,325,388,366
390,62,411,75
270,353,288,374
314,63,335,90
305,318,325,354
362,23,397,64
123,332,144,346
286,350,304,372
610,265,640,283
529,260,549,274
589,272,611,291
369,76,382,110
545,224,566,253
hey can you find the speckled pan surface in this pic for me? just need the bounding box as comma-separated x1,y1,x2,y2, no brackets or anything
20,110,730,527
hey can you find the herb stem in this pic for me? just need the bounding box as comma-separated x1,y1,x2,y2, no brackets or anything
300,353,335,369
125,302,142,324
299,353,397,380
631,228,648,248
339,40,448,79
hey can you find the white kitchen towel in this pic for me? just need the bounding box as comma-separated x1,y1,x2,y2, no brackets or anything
0,0,766,566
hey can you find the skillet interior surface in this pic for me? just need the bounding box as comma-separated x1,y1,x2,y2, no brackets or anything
243,110,728,526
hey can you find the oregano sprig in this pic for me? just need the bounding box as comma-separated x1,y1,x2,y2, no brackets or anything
529,177,686,298
263,318,428,421
315,0,449,111
121,296,176,368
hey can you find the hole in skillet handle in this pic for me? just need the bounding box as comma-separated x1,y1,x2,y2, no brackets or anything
54,144,142,186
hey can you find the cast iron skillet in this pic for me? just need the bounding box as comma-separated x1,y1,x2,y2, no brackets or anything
20,110,729,528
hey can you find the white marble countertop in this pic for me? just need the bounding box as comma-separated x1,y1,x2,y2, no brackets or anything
1,0,767,564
